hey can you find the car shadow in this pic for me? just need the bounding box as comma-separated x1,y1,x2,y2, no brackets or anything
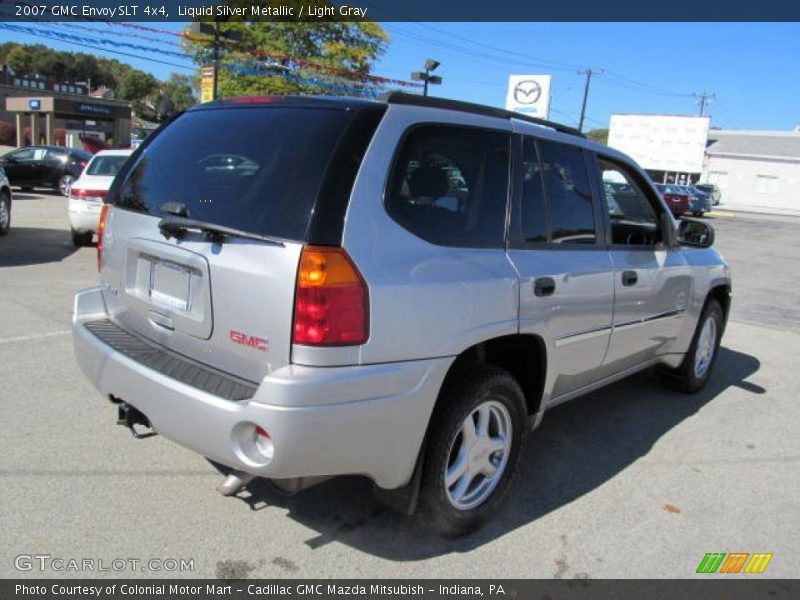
221,346,761,559
0,226,82,266
11,188,64,200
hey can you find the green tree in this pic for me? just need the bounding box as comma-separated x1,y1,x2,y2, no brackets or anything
586,128,609,145
162,73,198,112
182,0,388,98
117,70,159,102
5,45,33,74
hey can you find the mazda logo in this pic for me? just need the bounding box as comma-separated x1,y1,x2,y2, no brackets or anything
513,80,542,105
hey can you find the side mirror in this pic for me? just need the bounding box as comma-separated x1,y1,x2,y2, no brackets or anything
677,219,715,248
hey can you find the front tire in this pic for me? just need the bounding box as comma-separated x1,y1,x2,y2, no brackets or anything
0,191,10,235
658,299,724,393
418,366,526,536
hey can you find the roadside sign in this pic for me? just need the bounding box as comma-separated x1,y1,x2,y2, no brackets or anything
505,75,552,119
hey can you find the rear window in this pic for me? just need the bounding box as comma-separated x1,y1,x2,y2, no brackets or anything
115,107,355,241
86,155,129,177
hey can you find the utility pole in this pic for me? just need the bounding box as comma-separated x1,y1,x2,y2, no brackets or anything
190,22,243,102
212,22,220,101
578,69,603,133
695,92,715,116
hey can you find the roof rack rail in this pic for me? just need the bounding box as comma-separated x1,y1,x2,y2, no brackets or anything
382,92,584,138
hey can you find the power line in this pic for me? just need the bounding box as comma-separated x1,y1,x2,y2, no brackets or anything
602,69,694,98
383,24,583,74
0,23,196,71
385,23,700,106
410,22,586,72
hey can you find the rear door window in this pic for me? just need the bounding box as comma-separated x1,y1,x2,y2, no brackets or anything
538,140,596,244
386,125,510,247
520,137,548,243
114,107,356,241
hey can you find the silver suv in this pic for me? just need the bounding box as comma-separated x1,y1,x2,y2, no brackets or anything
73,94,730,536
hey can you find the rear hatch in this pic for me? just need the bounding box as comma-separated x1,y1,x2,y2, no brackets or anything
99,99,384,383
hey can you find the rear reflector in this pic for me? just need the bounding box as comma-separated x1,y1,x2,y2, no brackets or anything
293,246,369,346
254,426,274,460
97,204,110,271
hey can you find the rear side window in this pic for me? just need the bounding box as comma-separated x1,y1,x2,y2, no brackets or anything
115,107,355,241
520,137,548,243
538,141,596,244
386,125,510,247
86,155,128,177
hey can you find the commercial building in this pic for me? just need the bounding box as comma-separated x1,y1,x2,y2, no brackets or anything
0,68,131,148
702,130,800,211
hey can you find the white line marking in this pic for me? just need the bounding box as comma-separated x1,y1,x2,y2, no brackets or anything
0,330,71,345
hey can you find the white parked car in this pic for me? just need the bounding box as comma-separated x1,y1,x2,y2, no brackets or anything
68,149,133,246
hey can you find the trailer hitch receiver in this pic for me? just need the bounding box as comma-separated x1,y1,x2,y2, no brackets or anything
117,403,157,439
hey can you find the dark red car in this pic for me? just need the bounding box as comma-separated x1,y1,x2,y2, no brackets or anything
655,183,690,216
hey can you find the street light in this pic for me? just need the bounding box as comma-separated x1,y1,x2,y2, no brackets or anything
411,58,442,97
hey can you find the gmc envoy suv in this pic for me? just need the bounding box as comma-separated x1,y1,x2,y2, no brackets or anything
73,93,730,535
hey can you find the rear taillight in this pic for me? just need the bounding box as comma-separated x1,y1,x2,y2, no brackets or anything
70,188,107,203
97,204,110,271
292,246,369,346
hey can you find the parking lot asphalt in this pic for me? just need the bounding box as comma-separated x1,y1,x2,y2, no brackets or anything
1,192,798,579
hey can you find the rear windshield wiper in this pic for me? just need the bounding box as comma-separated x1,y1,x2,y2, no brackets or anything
158,216,285,246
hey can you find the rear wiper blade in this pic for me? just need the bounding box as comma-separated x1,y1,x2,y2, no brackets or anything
157,216,285,246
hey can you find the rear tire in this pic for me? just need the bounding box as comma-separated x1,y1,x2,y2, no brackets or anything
0,191,10,235
417,365,526,537
71,228,92,246
59,174,74,197
657,299,724,393
692,211,704,217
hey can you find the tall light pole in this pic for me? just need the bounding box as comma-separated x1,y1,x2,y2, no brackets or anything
411,59,442,97
578,68,603,133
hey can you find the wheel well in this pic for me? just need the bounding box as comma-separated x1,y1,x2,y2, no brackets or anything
709,284,731,324
443,334,546,416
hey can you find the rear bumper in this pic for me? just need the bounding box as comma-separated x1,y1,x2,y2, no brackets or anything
72,287,451,489
68,200,101,233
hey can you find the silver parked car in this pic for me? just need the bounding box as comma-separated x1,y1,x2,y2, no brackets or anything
73,94,731,536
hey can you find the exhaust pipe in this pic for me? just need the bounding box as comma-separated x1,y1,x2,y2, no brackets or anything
217,471,255,496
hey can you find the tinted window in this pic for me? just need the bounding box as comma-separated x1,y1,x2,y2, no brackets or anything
115,107,354,241
9,148,35,161
87,155,129,177
46,149,67,161
538,141,595,244
386,126,510,247
520,137,548,243
599,158,663,246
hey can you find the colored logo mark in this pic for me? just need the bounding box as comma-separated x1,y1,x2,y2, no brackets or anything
696,552,773,574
